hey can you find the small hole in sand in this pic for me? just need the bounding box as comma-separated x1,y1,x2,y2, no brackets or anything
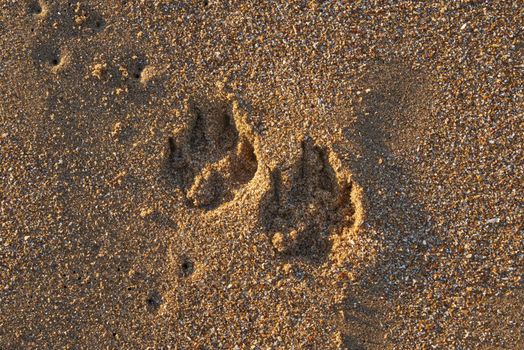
180,256,194,277
91,17,106,32
28,2,42,15
146,291,163,313
51,58,59,66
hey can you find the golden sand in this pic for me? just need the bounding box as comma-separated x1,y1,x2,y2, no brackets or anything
0,1,522,349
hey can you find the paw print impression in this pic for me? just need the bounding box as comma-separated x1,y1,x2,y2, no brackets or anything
167,98,258,210
260,138,358,263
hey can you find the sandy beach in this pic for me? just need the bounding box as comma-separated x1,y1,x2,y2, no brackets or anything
0,1,522,348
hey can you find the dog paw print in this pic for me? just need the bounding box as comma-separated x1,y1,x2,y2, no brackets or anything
260,138,358,263
28,1,105,72
166,97,258,210
27,1,105,35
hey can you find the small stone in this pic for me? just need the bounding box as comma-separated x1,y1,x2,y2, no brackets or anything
75,15,87,25
272,232,286,252
119,66,129,78
91,63,107,79
140,208,153,218
111,122,122,137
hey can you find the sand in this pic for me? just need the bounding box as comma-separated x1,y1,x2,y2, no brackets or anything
0,1,523,349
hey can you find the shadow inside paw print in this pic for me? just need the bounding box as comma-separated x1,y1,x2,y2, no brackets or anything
260,138,356,263
166,98,258,210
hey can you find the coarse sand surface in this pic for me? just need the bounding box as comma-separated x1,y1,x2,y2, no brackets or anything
0,1,523,349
